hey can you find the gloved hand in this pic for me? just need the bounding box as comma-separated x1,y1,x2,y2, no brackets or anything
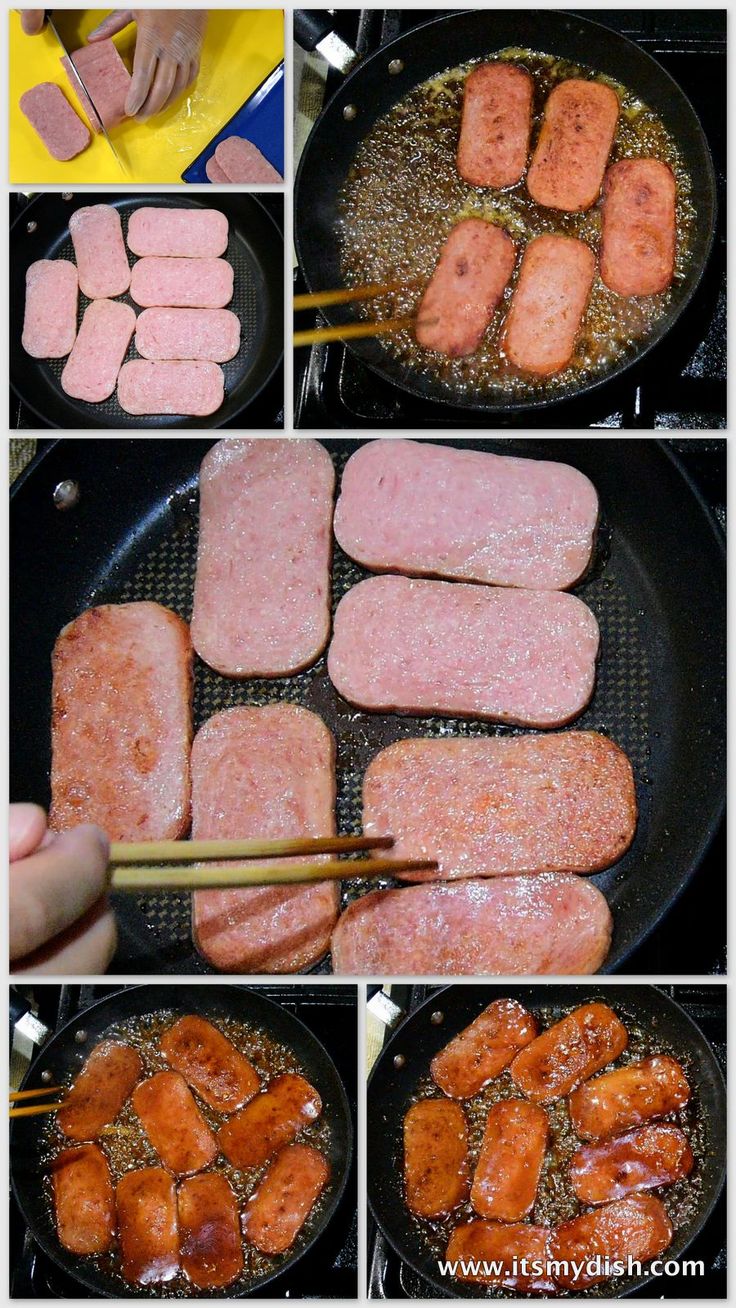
88,9,206,120
19,10,46,34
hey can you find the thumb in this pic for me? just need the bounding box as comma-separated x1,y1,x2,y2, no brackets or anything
20,10,46,35
87,9,134,41
9,803,47,861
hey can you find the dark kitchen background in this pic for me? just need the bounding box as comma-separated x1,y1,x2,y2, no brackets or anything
294,9,726,430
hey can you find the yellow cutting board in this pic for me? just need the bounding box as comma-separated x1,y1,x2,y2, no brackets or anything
9,8,284,183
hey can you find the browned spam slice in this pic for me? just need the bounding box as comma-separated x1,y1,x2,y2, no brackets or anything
431,998,538,1098
458,62,533,187
132,1071,218,1176
416,219,515,357
331,876,613,976
51,1143,115,1255
160,1014,260,1113
568,1055,691,1140
446,1222,556,1292
601,159,677,296
57,1040,143,1140
116,1167,179,1286
191,705,338,974
510,1003,628,1102
570,1124,694,1204
470,1100,548,1220
502,233,596,376
178,1174,243,1289
549,1194,672,1289
404,1099,469,1217
218,1072,322,1169
527,78,619,211
243,1143,330,1254
50,602,193,842
363,733,637,884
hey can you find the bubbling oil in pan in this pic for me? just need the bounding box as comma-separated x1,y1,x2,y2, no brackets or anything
39,1010,333,1297
400,1003,706,1298
337,50,695,402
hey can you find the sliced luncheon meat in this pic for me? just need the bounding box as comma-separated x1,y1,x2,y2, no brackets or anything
191,705,339,973
191,439,334,677
50,601,192,841
527,78,619,211
570,1124,694,1204
328,575,599,726
133,1071,218,1175
20,82,90,161
177,1174,243,1289
404,1099,469,1217
510,1003,628,1103
601,159,677,296
416,219,515,356
117,360,224,417
470,1099,548,1220
458,62,533,188
69,204,131,299
127,207,229,258
205,153,231,183
430,999,538,1098
116,1167,179,1285
160,1014,260,1113
243,1144,330,1255
568,1054,691,1140
502,233,596,376
213,136,283,183
550,1195,673,1289
333,439,599,589
130,256,233,308
218,1072,322,1169
135,307,240,362
61,39,131,132
362,732,637,882
58,1040,143,1140
61,298,135,402
22,260,78,359
51,1144,115,1255
446,1222,556,1293
330,874,613,975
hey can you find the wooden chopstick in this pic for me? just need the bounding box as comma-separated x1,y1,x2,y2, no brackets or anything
294,281,414,310
294,316,424,347
9,1085,62,1102
112,856,437,892
9,1101,65,1119
109,834,392,865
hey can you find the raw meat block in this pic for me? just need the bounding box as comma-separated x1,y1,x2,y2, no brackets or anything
20,82,90,161
61,39,131,132
362,732,637,882
69,204,131,298
22,260,78,358
50,601,193,841
117,360,224,417
127,207,229,258
214,137,283,183
135,308,240,362
330,874,613,975
191,439,334,676
333,439,599,589
416,219,515,356
61,299,135,402
328,575,599,726
191,704,339,974
206,154,231,183
129,256,233,308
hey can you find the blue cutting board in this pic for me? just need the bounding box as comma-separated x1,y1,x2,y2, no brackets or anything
182,62,284,183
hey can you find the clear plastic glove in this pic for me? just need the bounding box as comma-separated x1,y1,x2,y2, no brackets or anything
10,804,116,975
19,9,46,35
87,9,207,120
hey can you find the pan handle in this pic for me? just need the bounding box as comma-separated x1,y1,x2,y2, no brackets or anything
367,988,405,1033
294,10,358,73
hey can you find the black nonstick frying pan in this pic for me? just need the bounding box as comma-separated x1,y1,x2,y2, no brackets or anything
10,983,353,1298
294,9,717,412
9,438,725,973
367,984,727,1298
9,192,283,429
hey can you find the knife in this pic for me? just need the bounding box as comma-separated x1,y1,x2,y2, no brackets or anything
46,13,127,174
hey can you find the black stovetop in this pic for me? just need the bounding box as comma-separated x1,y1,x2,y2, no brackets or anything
9,984,357,1300
367,983,727,1299
294,9,726,430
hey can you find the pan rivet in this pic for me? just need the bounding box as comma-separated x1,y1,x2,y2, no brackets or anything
343,104,358,122
75,1029,87,1043
430,1010,444,1025
26,220,37,234
388,59,404,75
393,1053,406,1069
53,479,81,511
41,1069,53,1083
62,193,73,201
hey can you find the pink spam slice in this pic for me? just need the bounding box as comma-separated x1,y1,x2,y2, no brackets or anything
22,260,78,358
213,137,283,183
69,205,131,299
20,82,90,161
61,39,130,132
117,361,224,417
61,299,135,402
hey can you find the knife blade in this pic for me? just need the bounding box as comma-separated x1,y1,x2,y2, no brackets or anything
46,14,127,174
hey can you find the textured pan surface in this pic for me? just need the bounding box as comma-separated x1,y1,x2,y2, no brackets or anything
9,439,725,973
